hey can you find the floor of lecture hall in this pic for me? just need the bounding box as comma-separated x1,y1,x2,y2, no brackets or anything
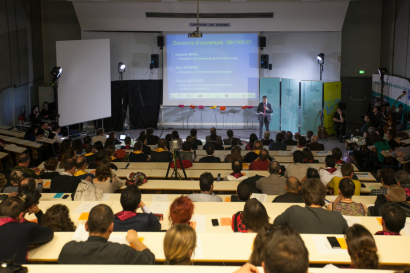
116,129,346,151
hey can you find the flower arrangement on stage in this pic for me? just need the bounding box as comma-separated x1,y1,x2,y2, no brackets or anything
220,106,226,111
198,105,205,109
178,105,184,109
248,106,254,109
241,105,248,109
190,105,196,109
210,106,217,109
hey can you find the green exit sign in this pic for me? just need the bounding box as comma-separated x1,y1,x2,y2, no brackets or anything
359,70,365,74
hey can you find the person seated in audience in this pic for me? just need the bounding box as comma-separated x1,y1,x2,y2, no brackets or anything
39,157,60,179
2,171,24,193
179,141,195,162
0,197,53,264
58,204,154,264
169,196,194,225
375,203,406,235
41,204,76,231
256,161,286,195
206,127,222,144
49,125,63,144
92,128,106,145
327,178,367,216
306,130,313,144
29,105,42,123
58,139,72,160
224,145,243,163
83,144,96,164
318,155,342,185
59,148,77,169
355,115,374,136
272,177,303,203
151,139,172,162
199,144,221,163
232,199,270,233
104,138,114,149
93,160,123,193
302,148,319,163
395,170,410,194
364,133,390,171
50,158,82,199
186,135,198,150
87,150,117,170
36,122,50,137
332,147,344,164
83,135,92,148
274,178,348,234
269,133,287,151
187,172,222,202
72,139,84,155
40,101,51,117
284,131,298,146
171,131,183,147
15,186,44,224
262,132,273,146
284,151,309,181
224,160,248,181
224,129,237,145
290,136,307,155
369,184,410,216
249,224,277,266
262,225,309,273
11,153,40,179
108,131,120,145
245,140,264,163
165,134,172,150
203,134,224,150
345,224,379,269
0,174,7,199
74,156,95,180
164,224,196,265
231,182,252,202
129,141,149,162
114,185,161,231
245,133,258,150
306,135,325,151
121,136,132,149
327,163,361,196
93,140,104,151
190,128,203,146
370,167,396,196
146,128,160,145
249,149,270,170
106,145,121,162
387,128,401,150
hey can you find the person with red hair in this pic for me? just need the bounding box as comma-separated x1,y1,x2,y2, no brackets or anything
169,196,194,225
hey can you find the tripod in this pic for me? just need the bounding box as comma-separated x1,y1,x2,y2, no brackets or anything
120,81,134,134
165,150,188,180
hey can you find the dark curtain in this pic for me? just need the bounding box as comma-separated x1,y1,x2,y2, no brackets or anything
97,80,162,131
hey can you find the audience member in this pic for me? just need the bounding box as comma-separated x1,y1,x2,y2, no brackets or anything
169,196,194,225
72,139,84,155
186,135,197,150
284,151,309,181
129,141,149,162
274,178,348,234
36,122,50,137
224,129,237,145
395,170,410,191
224,145,243,163
332,147,344,164
121,137,132,149
249,224,277,266
356,115,374,135
84,145,96,164
145,128,159,145
327,163,361,196
262,132,273,146
206,127,222,144
370,167,396,196
249,149,270,170
345,224,379,269
224,160,248,181
231,182,252,202
93,140,104,151
2,171,25,193
318,155,342,184
375,203,406,235
199,144,222,163
171,131,183,147
179,141,195,162
190,129,203,146
272,177,303,203
327,178,366,216
58,204,154,264
187,172,222,202
137,134,152,156
306,130,313,143
306,135,325,151
256,161,286,195
269,133,287,151
203,134,224,150
41,204,76,231
164,224,196,265
29,105,42,123
114,185,161,231
302,148,318,163
58,139,73,160
50,158,82,200
41,102,52,118
232,199,270,233
165,134,172,150
74,156,95,180
0,197,53,264
106,145,121,162
93,160,124,193
104,138,114,149
369,184,410,216
39,157,60,179
88,150,108,169
83,135,92,148
11,153,40,179
364,133,389,171
24,125,38,141
290,136,307,155
0,174,6,200
59,148,77,169
92,128,106,145
294,132,301,141
108,132,120,145
245,140,264,163
151,139,172,162
284,131,298,146
245,134,258,150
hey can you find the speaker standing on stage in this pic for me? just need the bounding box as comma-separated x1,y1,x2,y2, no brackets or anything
257,96,273,139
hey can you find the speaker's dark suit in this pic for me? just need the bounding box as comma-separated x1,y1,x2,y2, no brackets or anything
257,102,273,139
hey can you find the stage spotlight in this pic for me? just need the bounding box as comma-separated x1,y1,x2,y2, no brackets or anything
317,53,325,64
118,62,126,80
378,67,388,75
51,66,62,85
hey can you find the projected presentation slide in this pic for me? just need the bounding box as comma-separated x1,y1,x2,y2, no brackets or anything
163,33,259,106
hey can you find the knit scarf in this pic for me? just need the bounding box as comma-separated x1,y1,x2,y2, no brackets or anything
325,168,337,174
74,170,87,176
230,172,244,179
0,217,18,227
154,148,166,152
110,156,116,161
84,153,94,156
253,150,260,155
133,151,143,154
116,211,137,221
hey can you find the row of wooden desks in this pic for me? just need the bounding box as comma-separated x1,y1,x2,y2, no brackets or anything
147,145,296,151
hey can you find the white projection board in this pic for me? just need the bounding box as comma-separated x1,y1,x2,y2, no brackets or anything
56,39,111,126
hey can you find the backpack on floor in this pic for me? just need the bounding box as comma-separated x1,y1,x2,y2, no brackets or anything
74,180,103,201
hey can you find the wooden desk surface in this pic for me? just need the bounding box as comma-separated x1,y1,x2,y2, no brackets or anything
0,125,12,130
193,150,330,157
4,144,27,153
0,151,8,160
0,134,42,148
27,231,410,264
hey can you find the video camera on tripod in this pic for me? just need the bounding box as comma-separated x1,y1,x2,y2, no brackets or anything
165,140,187,180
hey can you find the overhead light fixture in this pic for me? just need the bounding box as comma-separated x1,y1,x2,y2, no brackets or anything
118,62,126,80
317,53,325,64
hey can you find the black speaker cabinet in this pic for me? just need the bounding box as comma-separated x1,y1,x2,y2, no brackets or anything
259,36,266,48
151,54,159,69
157,36,164,47
261,54,269,69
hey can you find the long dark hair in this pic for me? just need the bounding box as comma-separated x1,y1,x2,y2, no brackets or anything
346,224,379,269
95,159,113,181
42,204,76,231
25,125,38,136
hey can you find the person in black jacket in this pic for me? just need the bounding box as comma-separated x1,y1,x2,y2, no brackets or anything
146,128,160,145
151,139,172,162
283,131,298,146
113,185,160,231
272,177,303,203
190,128,203,147
58,204,155,265
203,134,224,150
137,134,152,156
39,157,60,179
50,158,82,200
198,144,221,163
244,140,263,163
368,184,410,217
0,197,53,264
129,141,149,162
